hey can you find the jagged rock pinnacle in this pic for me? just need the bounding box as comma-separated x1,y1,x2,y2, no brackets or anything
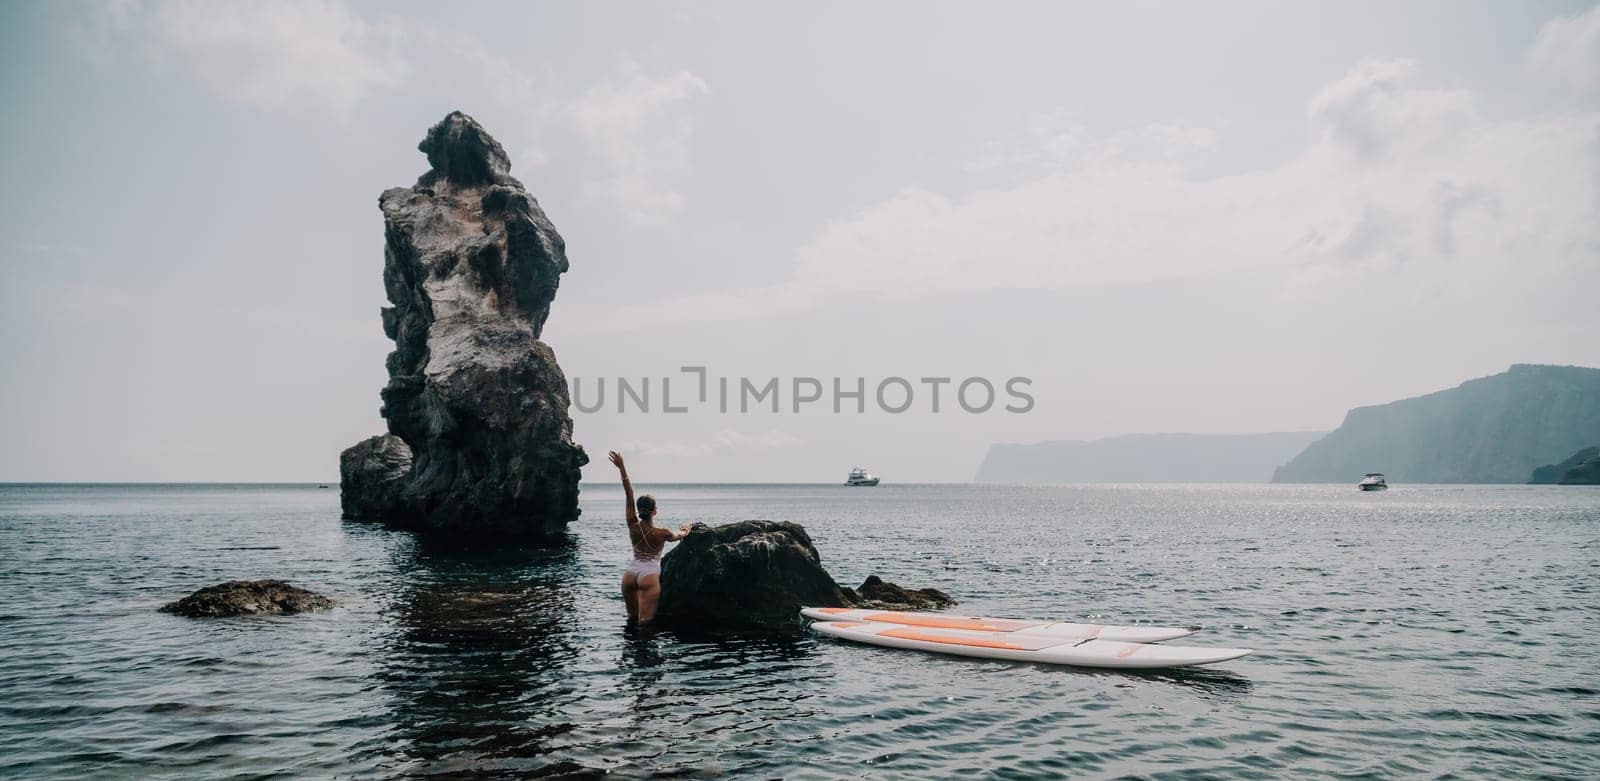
340,111,586,540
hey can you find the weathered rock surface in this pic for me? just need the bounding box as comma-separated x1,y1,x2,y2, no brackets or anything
1530,446,1600,485
656,521,851,625
160,580,336,617
655,521,956,628
340,433,412,519
340,111,587,540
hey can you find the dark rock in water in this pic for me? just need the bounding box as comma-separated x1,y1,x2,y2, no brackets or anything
160,580,336,617
656,520,956,628
340,111,587,541
1531,446,1600,484
843,574,955,611
657,521,852,626
340,433,412,519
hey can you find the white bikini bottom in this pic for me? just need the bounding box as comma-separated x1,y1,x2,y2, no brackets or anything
625,558,661,579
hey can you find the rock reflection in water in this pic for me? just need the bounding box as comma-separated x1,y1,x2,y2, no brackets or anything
596,628,825,777
373,537,589,778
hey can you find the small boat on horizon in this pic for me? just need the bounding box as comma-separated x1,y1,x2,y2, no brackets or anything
845,467,880,487
1358,473,1388,491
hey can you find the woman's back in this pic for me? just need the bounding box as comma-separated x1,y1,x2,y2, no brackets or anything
630,521,667,560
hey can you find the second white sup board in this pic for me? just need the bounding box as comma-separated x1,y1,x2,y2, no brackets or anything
809,620,1252,669
800,607,1201,643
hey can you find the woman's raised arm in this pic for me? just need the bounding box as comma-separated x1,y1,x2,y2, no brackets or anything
608,450,637,524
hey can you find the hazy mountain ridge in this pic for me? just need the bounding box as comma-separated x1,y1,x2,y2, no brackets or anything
975,432,1326,483
1273,364,1600,484
1529,447,1600,485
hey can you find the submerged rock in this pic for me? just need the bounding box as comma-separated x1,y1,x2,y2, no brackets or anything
340,111,587,540
160,580,336,617
655,520,956,628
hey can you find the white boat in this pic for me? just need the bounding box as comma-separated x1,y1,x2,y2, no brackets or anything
1358,473,1388,491
845,466,880,486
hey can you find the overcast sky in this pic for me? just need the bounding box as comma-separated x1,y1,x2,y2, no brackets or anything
2,0,1598,482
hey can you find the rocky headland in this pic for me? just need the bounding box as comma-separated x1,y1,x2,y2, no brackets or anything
340,112,587,541
1529,446,1600,485
655,520,954,628
1273,364,1600,484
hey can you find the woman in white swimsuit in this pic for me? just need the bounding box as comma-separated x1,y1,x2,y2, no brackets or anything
608,451,691,624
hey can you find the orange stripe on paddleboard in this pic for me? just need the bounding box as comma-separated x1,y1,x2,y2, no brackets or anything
814,607,854,615
1115,644,1143,658
876,627,1025,650
861,613,1031,632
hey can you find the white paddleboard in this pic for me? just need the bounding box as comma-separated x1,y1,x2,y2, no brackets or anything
800,607,1200,643
809,620,1252,669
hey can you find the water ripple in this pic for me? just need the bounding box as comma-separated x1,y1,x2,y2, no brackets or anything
1,483,1598,778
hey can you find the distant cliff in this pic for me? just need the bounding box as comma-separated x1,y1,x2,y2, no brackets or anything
1273,365,1600,484
975,432,1325,483
1529,447,1600,485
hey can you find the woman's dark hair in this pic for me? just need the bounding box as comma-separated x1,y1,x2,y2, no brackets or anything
636,494,656,521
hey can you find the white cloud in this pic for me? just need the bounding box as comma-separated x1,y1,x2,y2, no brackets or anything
1307,58,1476,163
1528,2,1600,97
67,0,143,67
157,0,404,110
967,114,1217,173
601,56,1598,332
965,111,1089,173
90,0,405,111
572,64,710,227
427,32,558,167
620,429,800,459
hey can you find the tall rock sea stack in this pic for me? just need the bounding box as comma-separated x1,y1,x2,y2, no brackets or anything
340,112,587,540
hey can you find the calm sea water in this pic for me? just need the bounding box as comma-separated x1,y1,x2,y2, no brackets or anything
1,483,1597,779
